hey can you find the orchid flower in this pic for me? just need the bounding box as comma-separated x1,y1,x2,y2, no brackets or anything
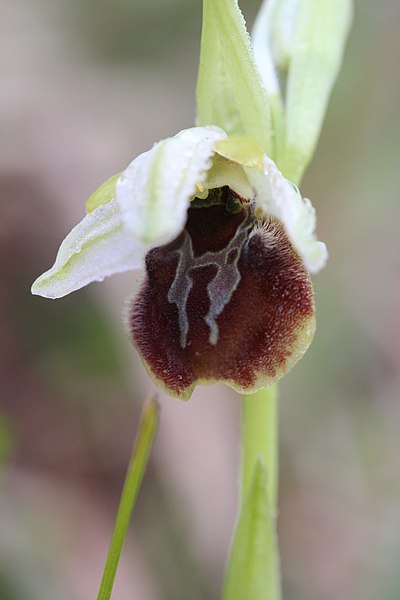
32,127,325,399
32,0,351,400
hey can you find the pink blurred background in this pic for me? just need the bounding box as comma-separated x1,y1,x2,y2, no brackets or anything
1,0,400,598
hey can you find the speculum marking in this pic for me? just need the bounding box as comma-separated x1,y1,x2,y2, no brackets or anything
167,216,253,348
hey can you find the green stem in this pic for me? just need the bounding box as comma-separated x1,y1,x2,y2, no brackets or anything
97,397,160,600
223,384,281,600
241,385,279,508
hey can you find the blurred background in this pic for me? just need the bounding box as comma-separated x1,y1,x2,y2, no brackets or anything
1,0,400,598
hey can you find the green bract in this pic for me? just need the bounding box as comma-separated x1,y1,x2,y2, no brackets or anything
196,0,274,156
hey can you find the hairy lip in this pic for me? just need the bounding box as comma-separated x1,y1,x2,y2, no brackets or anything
129,190,315,399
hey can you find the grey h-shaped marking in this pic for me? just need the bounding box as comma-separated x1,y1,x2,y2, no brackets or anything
167,217,253,348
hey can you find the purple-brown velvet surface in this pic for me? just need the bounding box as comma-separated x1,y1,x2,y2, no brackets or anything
129,190,314,398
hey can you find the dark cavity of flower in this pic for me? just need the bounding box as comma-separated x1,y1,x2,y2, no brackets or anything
129,187,315,399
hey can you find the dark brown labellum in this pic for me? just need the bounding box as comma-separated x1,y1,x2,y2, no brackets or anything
129,187,315,399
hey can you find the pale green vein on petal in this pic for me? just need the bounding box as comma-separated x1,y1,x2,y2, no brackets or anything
142,141,169,239
197,0,274,157
283,0,353,182
223,458,281,600
31,200,143,299
86,173,121,213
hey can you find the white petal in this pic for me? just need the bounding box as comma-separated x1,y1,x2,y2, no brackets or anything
31,199,146,299
116,126,227,247
247,156,328,273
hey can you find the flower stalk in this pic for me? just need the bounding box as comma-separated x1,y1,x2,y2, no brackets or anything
242,386,279,509
223,386,280,600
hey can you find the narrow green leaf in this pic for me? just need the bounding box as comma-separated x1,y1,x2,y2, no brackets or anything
197,0,274,157
223,458,281,600
97,398,160,600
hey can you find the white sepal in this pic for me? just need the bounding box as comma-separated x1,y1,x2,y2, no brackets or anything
31,199,146,299
116,126,227,247
248,156,327,273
